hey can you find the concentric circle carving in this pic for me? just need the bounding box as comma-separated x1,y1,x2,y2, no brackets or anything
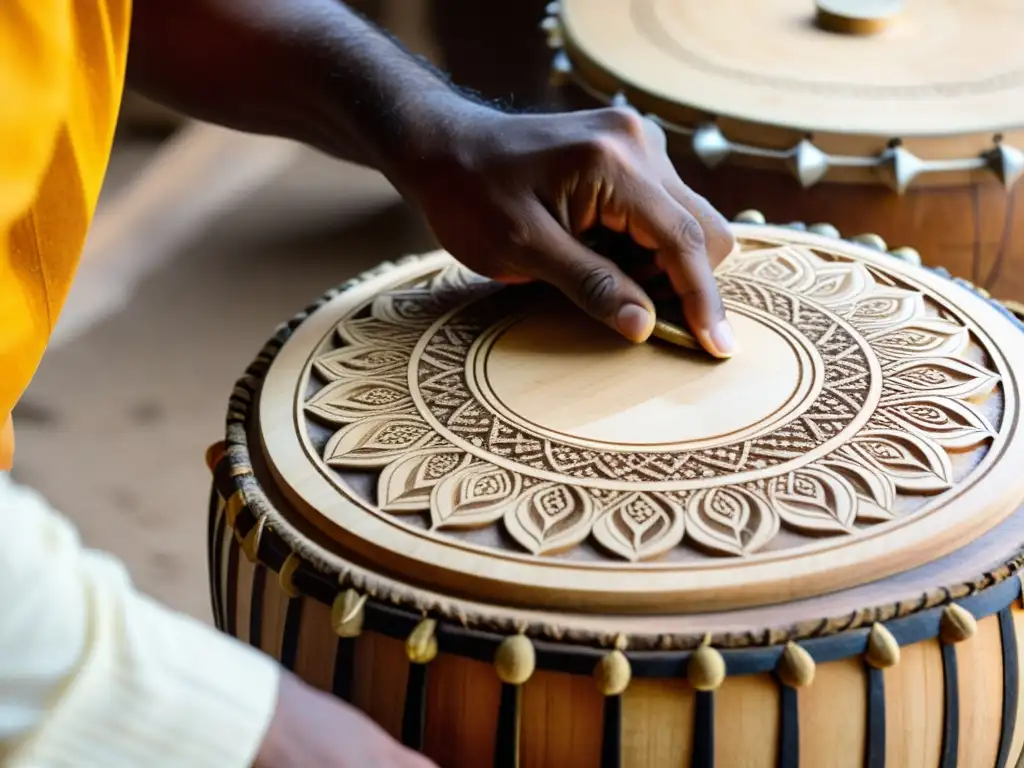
295,239,1004,565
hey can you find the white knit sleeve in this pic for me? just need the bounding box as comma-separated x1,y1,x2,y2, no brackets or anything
0,473,280,767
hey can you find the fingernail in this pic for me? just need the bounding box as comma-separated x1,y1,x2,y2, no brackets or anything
701,319,737,358
616,303,654,343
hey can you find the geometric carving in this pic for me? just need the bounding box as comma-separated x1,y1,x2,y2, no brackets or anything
300,241,1003,564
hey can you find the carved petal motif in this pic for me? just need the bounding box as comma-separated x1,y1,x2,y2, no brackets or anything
882,357,999,401
846,430,953,493
822,457,895,523
371,290,443,325
804,262,873,308
503,483,597,555
866,320,969,360
305,379,413,425
880,395,996,451
430,463,521,530
845,289,924,332
591,492,684,562
377,448,472,512
723,246,817,293
312,346,409,382
335,317,425,348
324,415,443,468
684,487,779,557
429,263,492,303
770,466,858,535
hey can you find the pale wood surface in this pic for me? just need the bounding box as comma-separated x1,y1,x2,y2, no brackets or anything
560,0,1024,137
883,640,944,767
215,535,1024,766
255,228,1024,616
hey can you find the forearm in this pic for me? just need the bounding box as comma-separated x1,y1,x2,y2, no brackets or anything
127,0,483,188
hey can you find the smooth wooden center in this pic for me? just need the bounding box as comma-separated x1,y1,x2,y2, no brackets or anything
482,303,803,446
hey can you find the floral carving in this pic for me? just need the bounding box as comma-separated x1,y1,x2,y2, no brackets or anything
302,239,1003,562
684,487,779,556
504,483,597,555
592,492,685,561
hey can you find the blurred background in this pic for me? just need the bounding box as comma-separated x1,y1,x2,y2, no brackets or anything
10,0,552,623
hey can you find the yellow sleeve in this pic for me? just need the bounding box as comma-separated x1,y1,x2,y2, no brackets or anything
0,1,71,225
0,1,74,460
0,5,281,765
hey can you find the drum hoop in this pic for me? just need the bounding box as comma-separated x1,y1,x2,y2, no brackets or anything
213,230,1024,655
547,13,1024,194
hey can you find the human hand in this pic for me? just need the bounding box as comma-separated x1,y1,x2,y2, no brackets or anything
399,104,737,357
254,672,436,768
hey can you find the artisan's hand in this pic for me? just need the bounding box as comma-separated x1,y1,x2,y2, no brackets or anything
404,105,737,357
254,672,436,768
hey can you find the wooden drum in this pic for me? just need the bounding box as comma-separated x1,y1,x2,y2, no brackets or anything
544,0,1024,305
208,225,1024,767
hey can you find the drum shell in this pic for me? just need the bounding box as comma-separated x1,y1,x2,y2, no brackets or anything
208,487,1024,768
556,85,1024,305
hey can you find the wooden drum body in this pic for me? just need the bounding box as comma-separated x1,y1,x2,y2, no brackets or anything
544,0,1024,305
208,225,1024,767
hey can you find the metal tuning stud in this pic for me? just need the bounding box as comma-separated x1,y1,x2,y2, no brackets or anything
610,91,630,108
786,139,830,188
550,50,572,86
692,123,731,169
877,144,923,195
986,142,1024,191
540,15,563,48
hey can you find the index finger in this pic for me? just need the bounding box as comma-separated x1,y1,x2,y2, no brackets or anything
626,190,736,359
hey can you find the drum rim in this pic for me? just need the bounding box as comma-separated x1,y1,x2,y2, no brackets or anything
549,2,1024,193
212,228,1024,653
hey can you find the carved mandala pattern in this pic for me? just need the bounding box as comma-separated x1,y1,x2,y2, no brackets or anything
302,247,1001,563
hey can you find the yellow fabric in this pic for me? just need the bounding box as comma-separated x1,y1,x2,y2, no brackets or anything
0,4,280,765
0,0,130,467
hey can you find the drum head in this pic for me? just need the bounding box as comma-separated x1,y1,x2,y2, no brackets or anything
257,227,1024,614
558,0,1024,136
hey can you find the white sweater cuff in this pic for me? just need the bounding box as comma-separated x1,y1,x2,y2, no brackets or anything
8,554,280,768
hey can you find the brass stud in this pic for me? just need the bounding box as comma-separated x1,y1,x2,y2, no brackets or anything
241,515,267,563
495,633,537,685
808,223,841,238
331,589,367,638
278,553,302,599
594,650,631,696
851,233,888,252
734,209,766,225
1002,299,1024,322
407,618,439,664
888,246,922,266
687,635,726,691
940,604,977,645
865,623,900,669
777,642,816,688
225,490,245,528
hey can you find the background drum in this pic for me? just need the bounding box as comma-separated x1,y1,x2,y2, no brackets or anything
544,0,1024,306
208,226,1024,767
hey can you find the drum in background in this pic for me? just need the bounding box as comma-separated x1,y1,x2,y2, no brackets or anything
543,0,1024,304
207,225,1024,767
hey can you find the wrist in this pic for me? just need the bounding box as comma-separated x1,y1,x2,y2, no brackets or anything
381,91,502,194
